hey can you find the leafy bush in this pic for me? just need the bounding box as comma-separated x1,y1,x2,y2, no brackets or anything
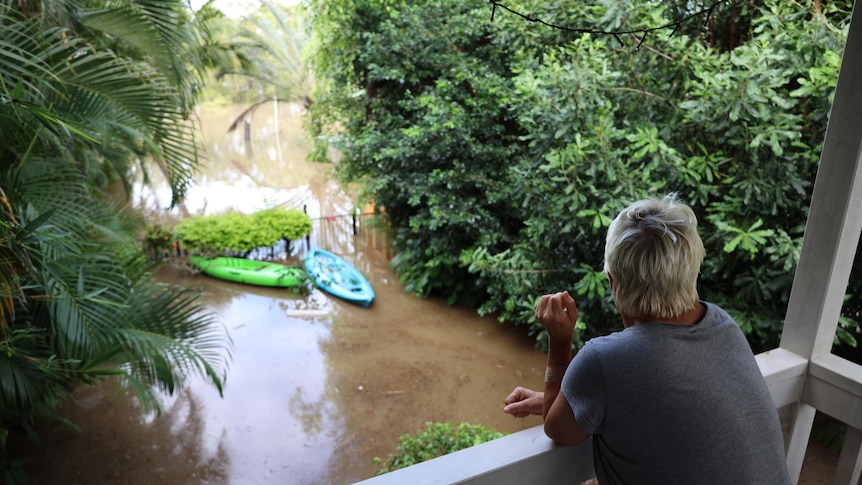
374,422,504,475
308,0,857,354
143,223,175,257
174,207,312,255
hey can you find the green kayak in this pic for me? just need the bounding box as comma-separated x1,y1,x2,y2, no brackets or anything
189,256,305,288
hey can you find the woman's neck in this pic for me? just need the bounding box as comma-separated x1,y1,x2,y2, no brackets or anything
622,302,706,328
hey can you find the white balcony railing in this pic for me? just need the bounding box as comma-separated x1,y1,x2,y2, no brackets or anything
356,348,862,485
355,426,594,485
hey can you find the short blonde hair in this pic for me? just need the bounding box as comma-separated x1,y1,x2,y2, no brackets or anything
603,194,705,320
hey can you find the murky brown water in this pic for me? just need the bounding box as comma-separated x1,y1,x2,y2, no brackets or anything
13,103,548,485
14,104,850,484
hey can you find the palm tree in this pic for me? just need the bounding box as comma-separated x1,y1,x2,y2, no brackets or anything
234,0,311,103
201,0,311,107
0,0,232,471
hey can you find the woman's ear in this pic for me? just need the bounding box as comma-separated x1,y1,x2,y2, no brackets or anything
607,273,614,291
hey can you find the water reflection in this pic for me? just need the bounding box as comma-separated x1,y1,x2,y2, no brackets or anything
289,386,326,437
280,291,335,318
175,283,339,484
15,377,231,485
135,101,343,220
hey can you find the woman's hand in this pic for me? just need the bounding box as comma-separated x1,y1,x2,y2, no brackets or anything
535,291,579,343
503,386,544,418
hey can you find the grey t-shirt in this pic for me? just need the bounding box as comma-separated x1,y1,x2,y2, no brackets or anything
562,302,791,484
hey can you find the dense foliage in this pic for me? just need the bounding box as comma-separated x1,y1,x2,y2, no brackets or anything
374,421,504,475
174,207,312,255
0,0,234,476
307,0,855,353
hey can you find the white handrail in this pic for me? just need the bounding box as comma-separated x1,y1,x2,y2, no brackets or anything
354,348,850,485
354,425,594,485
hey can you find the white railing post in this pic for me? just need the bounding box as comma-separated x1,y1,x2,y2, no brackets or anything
775,1,862,481
785,403,817,480
834,426,862,485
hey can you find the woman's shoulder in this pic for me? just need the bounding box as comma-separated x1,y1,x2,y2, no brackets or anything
699,301,739,328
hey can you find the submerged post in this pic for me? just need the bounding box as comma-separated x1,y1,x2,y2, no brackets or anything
353,207,359,235
304,204,311,251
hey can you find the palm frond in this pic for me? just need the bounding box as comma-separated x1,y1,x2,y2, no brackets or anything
77,0,203,107
0,327,73,417
0,155,230,421
0,0,232,452
54,43,199,204
2,2,203,206
83,279,231,411
121,280,231,387
0,20,64,99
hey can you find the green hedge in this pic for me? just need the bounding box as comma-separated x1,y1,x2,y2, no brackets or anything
174,207,312,255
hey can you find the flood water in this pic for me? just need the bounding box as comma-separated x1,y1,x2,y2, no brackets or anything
15,104,848,484
15,103,549,485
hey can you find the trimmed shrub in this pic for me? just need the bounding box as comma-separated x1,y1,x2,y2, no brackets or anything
374,421,504,475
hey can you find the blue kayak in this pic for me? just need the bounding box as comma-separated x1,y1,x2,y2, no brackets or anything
303,248,375,307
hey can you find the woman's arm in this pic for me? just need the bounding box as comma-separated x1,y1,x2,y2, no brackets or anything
536,291,591,446
545,389,590,445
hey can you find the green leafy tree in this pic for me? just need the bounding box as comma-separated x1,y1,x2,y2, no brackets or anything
308,0,527,307
308,0,855,353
